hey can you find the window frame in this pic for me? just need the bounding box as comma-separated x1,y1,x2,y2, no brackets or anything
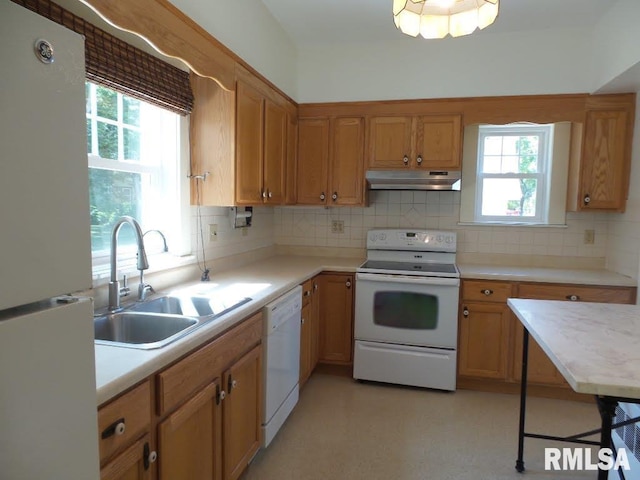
474,124,552,225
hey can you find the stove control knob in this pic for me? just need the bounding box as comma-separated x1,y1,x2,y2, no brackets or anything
445,236,453,244
369,233,377,242
380,233,387,241
437,235,444,243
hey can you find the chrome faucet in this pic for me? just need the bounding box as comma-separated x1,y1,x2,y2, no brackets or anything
108,216,149,311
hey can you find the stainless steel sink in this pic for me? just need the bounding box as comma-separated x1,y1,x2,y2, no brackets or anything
95,293,253,350
94,312,198,349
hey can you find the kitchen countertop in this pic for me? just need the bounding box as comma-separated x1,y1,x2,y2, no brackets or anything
458,263,637,287
94,255,363,406
95,255,637,406
508,298,640,398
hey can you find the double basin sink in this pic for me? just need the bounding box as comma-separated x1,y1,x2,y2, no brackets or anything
94,290,252,350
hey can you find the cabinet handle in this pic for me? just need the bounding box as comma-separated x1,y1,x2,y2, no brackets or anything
320,192,326,201
584,194,591,205
101,418,125,439
416,155,423,165
463,307,469,317
566,294,580,301
143,443,157,470
332,192,338,201
216,384,225,405
482,289,494,296
346,280,352,289
228,375,237,393
403,155,409,166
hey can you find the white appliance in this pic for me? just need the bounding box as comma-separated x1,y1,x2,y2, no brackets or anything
0,2,100,479
262,286,302,447
354,229,460,391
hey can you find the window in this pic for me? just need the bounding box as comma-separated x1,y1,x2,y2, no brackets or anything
86,82,189,263
459,123,571,226
475,124,551,223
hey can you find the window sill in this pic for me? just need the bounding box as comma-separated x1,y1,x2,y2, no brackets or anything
457,222,568,228
92,252,197,288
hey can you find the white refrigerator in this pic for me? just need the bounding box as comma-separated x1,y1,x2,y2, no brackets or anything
0,1,100,478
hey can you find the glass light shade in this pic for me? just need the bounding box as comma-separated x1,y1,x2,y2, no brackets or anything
393,0,500,39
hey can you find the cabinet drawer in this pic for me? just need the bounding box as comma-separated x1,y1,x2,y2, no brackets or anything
157,312,263,416
98,380,151,464
462,280,513,303
517,283,635,304
301,279,313,307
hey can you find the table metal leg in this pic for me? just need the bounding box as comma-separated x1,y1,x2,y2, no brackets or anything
516,328,530,473
597,396,619,480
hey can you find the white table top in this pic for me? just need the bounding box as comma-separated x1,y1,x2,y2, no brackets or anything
508,298,640,399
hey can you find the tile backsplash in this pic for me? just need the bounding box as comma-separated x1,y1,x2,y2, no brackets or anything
273,190,608,261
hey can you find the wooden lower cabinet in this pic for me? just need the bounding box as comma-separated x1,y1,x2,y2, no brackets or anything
318,272,354,365
458,302,511,380
222,345,262,480
157,382,222,480
300,277,321,386
101,434,153,480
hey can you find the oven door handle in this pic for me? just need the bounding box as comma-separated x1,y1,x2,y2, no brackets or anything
356,272,460,287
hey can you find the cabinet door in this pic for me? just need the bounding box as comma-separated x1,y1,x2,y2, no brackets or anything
263,100,287,204
368,116,413,169
512,321,567,386
157,382,222,480
415,115,461,169
458,302,511,380
297,118,329,205
329,117,365,206
579,108,629,211
236,82,264,205
310,278,321,370
223,345,262,480
299,301,312,386
101,434,152,480
318,273,354,364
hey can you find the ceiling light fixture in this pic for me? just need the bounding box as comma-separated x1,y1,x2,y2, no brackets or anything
393,0,500,39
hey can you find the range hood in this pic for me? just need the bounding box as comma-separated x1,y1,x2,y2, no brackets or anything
365,170,461,191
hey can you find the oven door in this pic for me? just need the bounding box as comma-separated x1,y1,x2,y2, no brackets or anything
355,272,459,348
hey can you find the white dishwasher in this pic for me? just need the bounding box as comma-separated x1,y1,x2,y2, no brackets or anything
262,285,302,447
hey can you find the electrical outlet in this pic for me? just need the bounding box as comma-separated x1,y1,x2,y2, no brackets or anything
331,220,344,234
209,224,218,242
584,229,595,245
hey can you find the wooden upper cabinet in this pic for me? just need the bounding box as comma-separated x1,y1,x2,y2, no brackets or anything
263,100,287,203
415,115,461,169
368,114,462,170
568,94,635,213
368,116,413,168
297,118,330,204
297,117,366,206
329,117,365,205
235,82,264,205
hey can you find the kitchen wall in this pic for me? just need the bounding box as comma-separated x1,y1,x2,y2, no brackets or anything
273,191,609,269
606,95,640,281
168,0,298,98
295,27,593,103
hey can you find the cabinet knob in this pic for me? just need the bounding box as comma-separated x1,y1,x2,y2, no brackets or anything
566,294,580,301
301,317,305,325
304,290,311,297
584,194,591,205
313,283,318,292
268,190,273,198
320,192,326,201
143,443,157,470
482,289,494,296
403,155,409,166
216,384,225,405
463,307,469,317
101,418,125,439
228,375,237,393
262,191,267,199
332,192,338,201
416,155,423,165
346,280,351,288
